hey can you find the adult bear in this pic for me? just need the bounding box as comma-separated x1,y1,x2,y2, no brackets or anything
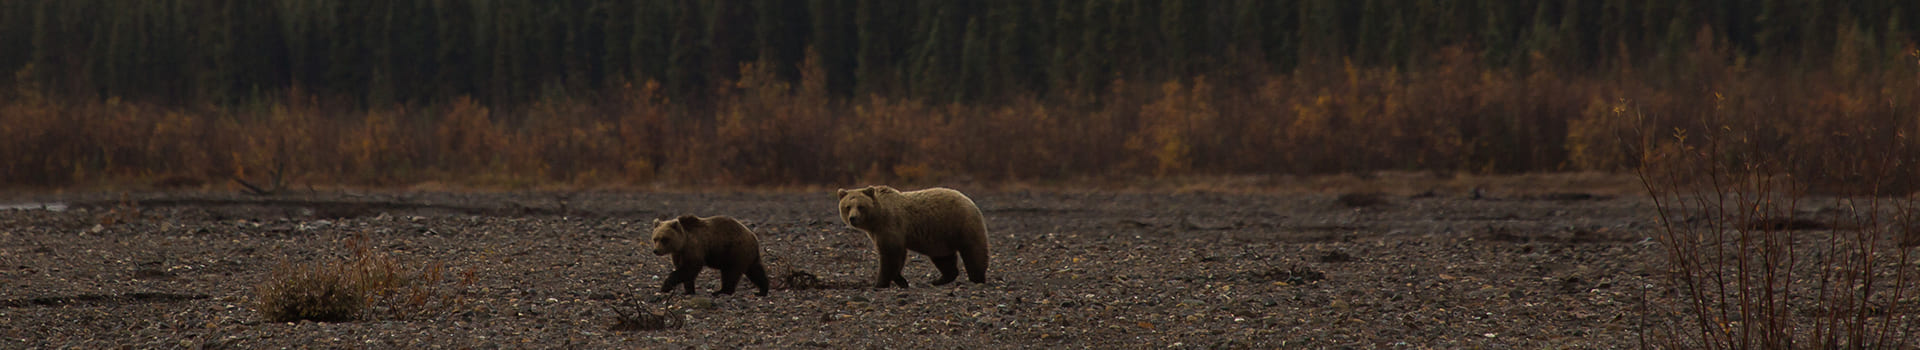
835,186,991,288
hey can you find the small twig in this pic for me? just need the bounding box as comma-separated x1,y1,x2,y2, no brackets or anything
232,176,276,196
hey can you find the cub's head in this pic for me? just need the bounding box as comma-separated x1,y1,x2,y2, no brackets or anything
648,215,703,256
835,186,897,229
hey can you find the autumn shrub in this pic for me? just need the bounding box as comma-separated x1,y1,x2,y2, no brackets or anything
706,58,839,185
1128,77,1216,176
609,81,676,185
1046,81,1139,180
970,99,1067,181
339,108,409,184
834,95,947,183
5,44,1920,190
432,97,507,178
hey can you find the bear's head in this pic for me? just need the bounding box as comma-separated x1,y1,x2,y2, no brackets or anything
649,215,703,256
836,186,898,229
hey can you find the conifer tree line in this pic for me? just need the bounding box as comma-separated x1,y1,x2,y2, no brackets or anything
2,0,1914,107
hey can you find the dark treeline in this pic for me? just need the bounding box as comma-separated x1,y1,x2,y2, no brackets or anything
1,0,1916,107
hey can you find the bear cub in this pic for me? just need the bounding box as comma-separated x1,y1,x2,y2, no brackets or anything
648,215,770,296
836,185,991,288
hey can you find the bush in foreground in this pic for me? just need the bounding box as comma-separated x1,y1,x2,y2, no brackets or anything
254,235,472,323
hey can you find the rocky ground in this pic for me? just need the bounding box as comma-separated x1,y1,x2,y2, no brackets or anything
1,185,1669,348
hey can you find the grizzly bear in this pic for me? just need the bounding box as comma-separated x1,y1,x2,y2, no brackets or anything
835,185,991,288
647,215,770,296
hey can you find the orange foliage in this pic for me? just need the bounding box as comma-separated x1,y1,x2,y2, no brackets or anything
4,45,1920,191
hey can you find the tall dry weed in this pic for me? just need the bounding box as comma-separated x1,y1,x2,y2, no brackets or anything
1637,125,1920,349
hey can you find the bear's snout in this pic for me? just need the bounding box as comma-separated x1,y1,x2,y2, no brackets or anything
651,247,669,256
845,213,863,226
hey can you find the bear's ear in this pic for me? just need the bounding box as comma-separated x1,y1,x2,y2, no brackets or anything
860,186,878,198
836,188,850,199
874,186,898,194
675,215,703,228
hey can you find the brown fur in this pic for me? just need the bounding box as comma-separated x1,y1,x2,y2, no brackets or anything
648,215,770,296
836,186,991,288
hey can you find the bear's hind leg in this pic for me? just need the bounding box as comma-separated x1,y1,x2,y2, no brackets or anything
930,255,960,285
715,268,743,296
746,262,771,296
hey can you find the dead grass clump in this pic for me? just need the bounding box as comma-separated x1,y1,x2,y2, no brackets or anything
254,260,369,322
254,233,473,323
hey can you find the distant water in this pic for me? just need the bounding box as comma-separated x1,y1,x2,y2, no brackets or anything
0,202,68,211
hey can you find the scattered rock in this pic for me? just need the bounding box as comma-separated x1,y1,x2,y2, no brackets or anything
1254,265,1327,285
680,297,715,310
1,190,1668,348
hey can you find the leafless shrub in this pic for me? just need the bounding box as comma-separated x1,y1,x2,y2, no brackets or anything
778,269,822,291
608,302,682,332
1636,124,1920,349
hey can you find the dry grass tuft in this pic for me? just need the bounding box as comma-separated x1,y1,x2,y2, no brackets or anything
254,260,367,323
253,233,472,323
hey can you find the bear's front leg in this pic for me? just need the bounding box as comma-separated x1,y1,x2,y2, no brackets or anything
930,255,961,285
660,262,703,295
877,247,911,288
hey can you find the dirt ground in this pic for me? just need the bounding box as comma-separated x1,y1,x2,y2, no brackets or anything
1,182,1667,348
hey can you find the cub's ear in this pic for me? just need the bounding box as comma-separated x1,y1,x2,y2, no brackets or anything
650,218,662,227
861,186,879,197
836,188,850,199
676,215,703,228
875,185,898,194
